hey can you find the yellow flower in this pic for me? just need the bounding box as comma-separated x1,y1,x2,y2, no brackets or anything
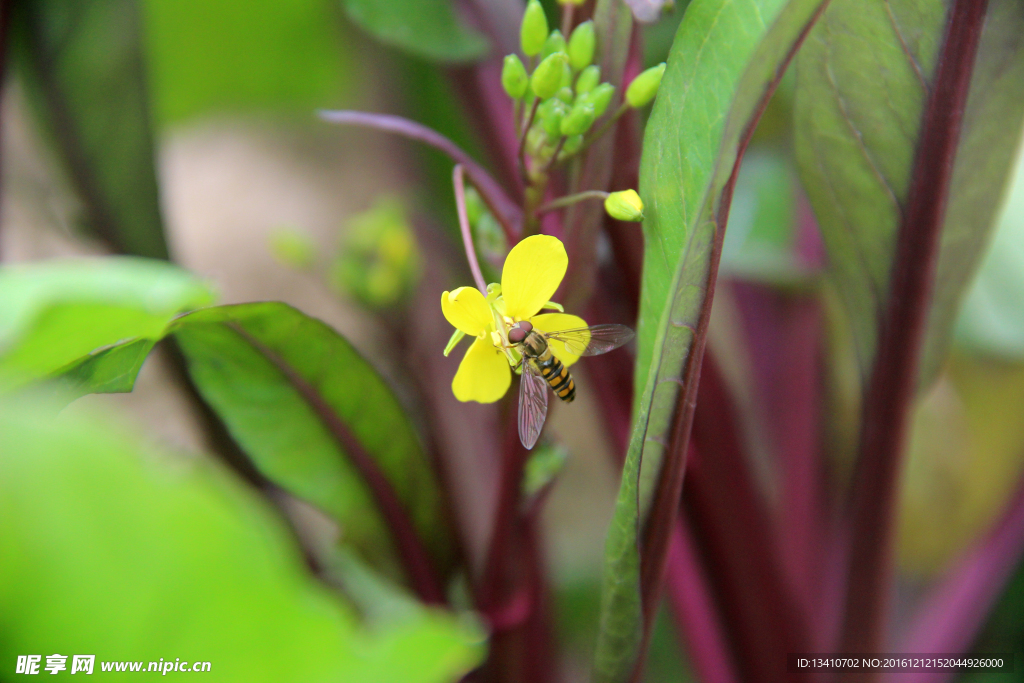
441,235,588,403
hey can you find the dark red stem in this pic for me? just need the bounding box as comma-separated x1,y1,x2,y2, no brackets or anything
839,0,989,659
228,323,447,606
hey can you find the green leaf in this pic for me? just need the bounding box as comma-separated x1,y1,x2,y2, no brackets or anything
596,0,829,679
341,0,489,63
0,258,214,391
13,0,168,259
0,398,483,682
793,0,1024,387
171,303,455,586
143,0,352,126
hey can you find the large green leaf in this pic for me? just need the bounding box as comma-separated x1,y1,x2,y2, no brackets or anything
13,0,168,259
171,303,455,587
793,0,1024,386
596,0,829,679
0,398,482,682
341,0,489,63
0,258,214,391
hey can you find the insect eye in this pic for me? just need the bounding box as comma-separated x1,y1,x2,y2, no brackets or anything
508,327,526,343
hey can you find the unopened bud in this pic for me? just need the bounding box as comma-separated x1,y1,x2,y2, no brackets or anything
538,98,569,138
502,54,529,99
562,134,584,155
560,102,595,136
626,62,666,108
555,86,574,104
604,190,644,222
520,0,548,57
541,30,566,60
568,21,595,71
531,52,569,99
585,82,616,117
575,65,601,95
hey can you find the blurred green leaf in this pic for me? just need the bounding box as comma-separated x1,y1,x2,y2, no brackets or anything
13,0,168,258
793,0,1024,387
0,258,214,391
598,0,829,679
341,0,488,63
956,145,1024,359
171,303,455,586
0,399,483,682
143,0,351,126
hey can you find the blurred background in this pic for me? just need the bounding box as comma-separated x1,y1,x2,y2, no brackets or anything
1,0,1023,680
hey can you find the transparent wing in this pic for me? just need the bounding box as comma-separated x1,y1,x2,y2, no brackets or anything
544,324,635,357
518,360,549,450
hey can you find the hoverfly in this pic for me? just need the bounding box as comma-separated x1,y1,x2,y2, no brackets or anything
507,320,634,449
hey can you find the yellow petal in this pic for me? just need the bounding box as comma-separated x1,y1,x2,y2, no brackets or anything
452,336,511,403
532,313,588,367
441,287,492,336
501,235,568,320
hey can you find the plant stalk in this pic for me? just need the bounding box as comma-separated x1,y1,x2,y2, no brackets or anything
838,0,990,663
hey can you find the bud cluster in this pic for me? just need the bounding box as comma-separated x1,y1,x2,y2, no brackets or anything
503,0,665,224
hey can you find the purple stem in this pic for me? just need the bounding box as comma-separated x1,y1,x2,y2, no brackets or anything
886,474,1024,683
227,323,447,606
839,0,990,660
318,110,521,242
683,352,813,682
453,165,488,292
665,517,742,683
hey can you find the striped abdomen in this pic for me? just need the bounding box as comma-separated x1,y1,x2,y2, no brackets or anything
534,346,576,403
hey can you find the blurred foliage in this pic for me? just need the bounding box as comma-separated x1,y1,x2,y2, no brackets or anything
956,144,1024,360
0,258,213,391
964,558,1024,682
173,303,454,584
13,0,169,258
269,228,319,272
0,397,482,683
143,0,352,127
331,197,422,309
340,0,488,64
899,357,1024,576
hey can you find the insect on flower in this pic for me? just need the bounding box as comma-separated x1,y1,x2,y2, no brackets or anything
441,235,633,449
508,318,633,449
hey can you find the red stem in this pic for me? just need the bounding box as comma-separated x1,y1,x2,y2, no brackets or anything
839,0,990,660
683,352,813,682
664,517,742,683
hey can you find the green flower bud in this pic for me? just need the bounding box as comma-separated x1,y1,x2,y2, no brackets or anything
560,61,573,89
604,189,644,222
568,21,596,71
560,102,595,136
541,30,566,60
531,52,569,99
562,134,584,155
520,0,548,57
537,98,569,138
555,86,574,104
575,65,601,95
502,54,529,99
585,82,616,117
626,62,666,108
